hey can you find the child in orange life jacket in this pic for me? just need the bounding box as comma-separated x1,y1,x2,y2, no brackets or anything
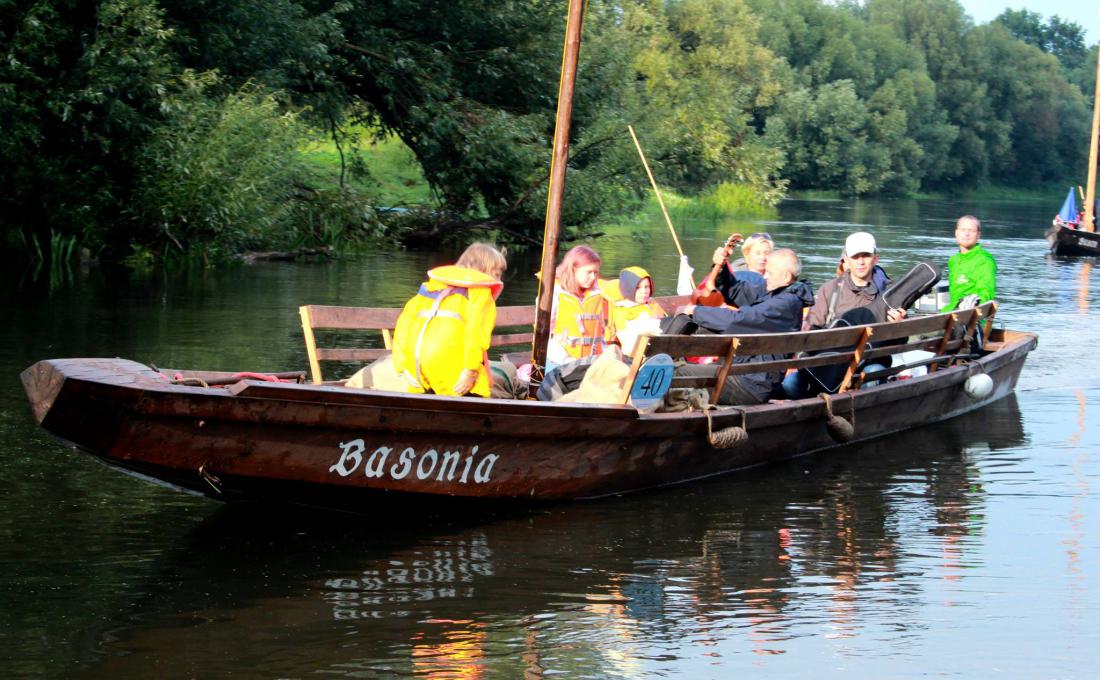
606,267,666,354
392,243,506,397
546,245,609,372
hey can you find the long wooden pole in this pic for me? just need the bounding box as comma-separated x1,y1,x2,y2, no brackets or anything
1085,44,1100,233
628,125,685,258
530,0,586,387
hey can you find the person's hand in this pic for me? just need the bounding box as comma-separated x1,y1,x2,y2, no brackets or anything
886,307,907,322
712,247,728,266
675,304,696,316
452,368,478,396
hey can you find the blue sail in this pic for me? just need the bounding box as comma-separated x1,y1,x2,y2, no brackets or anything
1058,188,1078,223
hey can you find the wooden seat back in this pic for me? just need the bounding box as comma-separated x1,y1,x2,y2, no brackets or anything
300,294,692,384
299,303,537,384
622,301,997,405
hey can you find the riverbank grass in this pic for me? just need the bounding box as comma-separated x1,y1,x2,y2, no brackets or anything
299,130,433,207
651,182,778,221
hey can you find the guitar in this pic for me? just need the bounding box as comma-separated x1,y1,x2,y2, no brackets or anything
690,232,743,307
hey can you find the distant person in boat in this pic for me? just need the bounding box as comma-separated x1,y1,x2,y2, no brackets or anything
806,231,905,330
392,242,506,397
605,266,667,355
671,249,816,405
1052,214,1079,229
943,215,996,311
546,245,609,372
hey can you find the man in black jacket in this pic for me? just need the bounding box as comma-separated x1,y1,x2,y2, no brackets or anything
670,249,815,405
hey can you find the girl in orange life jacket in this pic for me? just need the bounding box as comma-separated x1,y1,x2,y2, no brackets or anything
392,243,506,397
546,245,608,372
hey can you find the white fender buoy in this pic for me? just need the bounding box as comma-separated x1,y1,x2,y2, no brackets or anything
964,373,993,399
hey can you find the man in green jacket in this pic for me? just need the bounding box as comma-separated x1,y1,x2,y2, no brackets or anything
943,214,997,311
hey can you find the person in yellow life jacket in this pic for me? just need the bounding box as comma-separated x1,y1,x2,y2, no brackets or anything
546,245,608,371
392,243,506,397
605,266,667,346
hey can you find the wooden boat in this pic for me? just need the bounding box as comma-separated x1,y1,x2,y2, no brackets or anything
21,299,1035,507
1047,222,1100,257
1048,41,1100,255
20,0,1037,511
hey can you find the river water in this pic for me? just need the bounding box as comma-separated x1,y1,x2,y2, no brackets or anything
3,197,1097,678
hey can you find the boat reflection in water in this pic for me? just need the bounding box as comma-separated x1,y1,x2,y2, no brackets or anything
80,396,1026,677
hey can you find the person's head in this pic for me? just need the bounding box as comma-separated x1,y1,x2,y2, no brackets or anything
842,231,878,285
764,248,800,291
740,232,774,275
955,215,981,252
618,266,654,304
456,242,507,280
556,245,601,295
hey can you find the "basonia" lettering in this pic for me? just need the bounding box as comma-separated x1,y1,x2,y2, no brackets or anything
329,440,498,484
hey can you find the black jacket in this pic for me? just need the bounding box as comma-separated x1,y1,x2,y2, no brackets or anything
693,279,815,334
692,280,816,402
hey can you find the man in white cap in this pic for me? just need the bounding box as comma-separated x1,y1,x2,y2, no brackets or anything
783,231,904,398
805,231,905,330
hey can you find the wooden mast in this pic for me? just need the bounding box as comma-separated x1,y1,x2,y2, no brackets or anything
1085,43,1100,233
530,0,586,388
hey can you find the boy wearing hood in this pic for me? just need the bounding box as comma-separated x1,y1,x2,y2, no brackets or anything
607,267,667,341
672,249,815,405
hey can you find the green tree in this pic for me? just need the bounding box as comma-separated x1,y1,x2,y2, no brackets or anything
1,0,177,255
623,0,786,198
995,9,1087,72
131,79,309,261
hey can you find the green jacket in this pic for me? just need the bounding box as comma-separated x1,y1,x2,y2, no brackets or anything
942,244,997,311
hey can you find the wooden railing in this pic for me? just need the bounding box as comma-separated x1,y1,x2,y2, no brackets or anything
621,301,996,405
299,295,690,384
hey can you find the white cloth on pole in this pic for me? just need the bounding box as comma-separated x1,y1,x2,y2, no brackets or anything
676,255,695,296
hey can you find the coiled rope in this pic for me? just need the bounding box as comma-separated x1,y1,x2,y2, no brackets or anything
705,408,748,449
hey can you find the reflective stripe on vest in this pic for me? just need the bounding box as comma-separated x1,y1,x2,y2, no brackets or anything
553,290,606,358
412,285,459,390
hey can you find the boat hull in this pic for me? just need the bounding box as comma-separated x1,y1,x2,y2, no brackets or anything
21,331,1036,506
1046,224,1100,256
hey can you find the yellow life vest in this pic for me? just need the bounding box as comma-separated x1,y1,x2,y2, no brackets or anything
551,283,608,360
609,299,666,339
604,267,665,342
391,265,501,397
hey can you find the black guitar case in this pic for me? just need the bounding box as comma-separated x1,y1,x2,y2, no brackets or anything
867,261,943,320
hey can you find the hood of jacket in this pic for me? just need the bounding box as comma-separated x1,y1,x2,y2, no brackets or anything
776,279,816,307
617,266,651,302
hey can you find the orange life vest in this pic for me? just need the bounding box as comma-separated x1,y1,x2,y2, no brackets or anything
551,285,608,360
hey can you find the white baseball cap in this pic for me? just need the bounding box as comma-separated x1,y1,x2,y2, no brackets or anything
844,232,877,257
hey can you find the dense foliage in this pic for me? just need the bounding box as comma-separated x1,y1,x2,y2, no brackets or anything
1,0,1094,263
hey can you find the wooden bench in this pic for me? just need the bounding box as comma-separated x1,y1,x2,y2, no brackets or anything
299,295,691,384
621,301,997,405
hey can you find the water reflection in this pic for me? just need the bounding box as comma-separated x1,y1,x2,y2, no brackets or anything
74,397,1026,677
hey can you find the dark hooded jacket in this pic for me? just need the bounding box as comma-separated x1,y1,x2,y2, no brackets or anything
711,266,767,310
692,280,816,402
